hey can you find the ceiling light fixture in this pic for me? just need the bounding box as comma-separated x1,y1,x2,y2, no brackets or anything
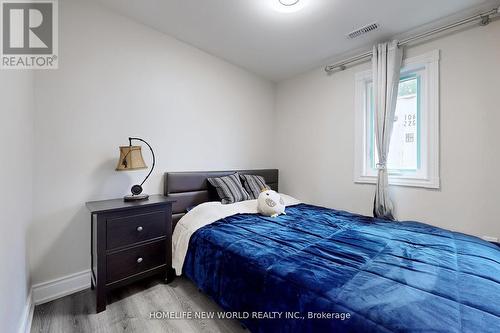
270,0,306,14
279,0,299,6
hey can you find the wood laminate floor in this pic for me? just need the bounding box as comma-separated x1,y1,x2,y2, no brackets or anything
31,276,248,333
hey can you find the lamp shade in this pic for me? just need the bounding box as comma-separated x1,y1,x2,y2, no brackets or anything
116,145,147,171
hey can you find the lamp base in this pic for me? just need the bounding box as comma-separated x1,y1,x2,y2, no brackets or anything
123,194,149,202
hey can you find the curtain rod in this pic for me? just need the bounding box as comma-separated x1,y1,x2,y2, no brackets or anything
324,6,500,74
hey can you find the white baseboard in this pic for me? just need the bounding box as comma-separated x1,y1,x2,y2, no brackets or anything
32,269,91,305
18,290,34,333
16,270,90,333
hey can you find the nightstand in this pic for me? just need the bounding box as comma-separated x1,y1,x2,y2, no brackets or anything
86,195,175,313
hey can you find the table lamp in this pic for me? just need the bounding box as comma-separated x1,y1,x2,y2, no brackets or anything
116,137,155,201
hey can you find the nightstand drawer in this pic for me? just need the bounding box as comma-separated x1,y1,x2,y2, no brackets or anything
106,240,166,283
106,210,167,250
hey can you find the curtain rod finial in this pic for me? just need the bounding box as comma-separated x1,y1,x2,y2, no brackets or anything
480,14,491,25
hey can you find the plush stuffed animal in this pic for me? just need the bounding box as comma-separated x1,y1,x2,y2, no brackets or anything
257,190,286,217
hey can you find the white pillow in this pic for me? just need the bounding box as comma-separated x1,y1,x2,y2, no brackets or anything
257,190,286,217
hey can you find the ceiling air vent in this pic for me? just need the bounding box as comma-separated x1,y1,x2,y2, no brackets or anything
347,22,379,39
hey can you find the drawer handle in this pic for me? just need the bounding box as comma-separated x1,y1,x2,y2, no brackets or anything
136,226,143,232
137,257,143,264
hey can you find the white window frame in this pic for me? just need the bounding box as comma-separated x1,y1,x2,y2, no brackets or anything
354,49,440,189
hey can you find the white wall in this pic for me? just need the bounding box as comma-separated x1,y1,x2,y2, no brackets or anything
30,0,275,285
275,19,500,240
0,71,34,333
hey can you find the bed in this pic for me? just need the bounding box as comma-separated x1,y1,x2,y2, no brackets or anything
164,170,500,333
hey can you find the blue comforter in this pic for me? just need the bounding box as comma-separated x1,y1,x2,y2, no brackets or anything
183,203,500,332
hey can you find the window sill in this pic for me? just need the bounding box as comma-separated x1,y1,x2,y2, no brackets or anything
354,175,440,189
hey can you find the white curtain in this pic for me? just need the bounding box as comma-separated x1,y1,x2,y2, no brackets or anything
372,41,403,220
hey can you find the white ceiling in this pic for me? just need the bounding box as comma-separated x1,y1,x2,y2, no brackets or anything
94,0,496,81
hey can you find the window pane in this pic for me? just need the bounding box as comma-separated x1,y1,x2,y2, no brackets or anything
370,75,420,172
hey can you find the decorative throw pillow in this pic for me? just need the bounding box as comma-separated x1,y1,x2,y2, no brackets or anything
257,190,286,217
239,174,271,199
207,173,250,204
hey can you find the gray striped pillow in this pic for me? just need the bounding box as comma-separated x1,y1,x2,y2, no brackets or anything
207,173,250,204
239,174,271,199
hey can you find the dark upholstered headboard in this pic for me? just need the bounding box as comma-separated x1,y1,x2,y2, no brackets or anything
164,169,278,227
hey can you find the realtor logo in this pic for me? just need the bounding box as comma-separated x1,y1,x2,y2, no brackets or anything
1,0,58,69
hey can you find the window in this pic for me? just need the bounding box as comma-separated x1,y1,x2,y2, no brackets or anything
354,50,440,188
